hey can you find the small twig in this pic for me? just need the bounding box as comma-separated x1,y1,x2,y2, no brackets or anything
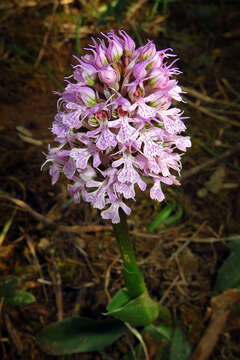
182,86,240,109
185,98,240,127
216,78,229,101
104,256,120,302
0,193,53,225
4,312,23,355
34,0,59,67
74,243,99,280
72,287,87,316
182,142,240,180
159,275,180,305
190,290,240,360
50,260,64,321
221,78,240,100
0,192,112,232
26,235,48,301
126,0,148,21
58,224,112,233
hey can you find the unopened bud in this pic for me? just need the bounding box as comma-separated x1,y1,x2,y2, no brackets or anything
98,65,119,86
79,86,97,107
106,34,123,62
119,30,135,57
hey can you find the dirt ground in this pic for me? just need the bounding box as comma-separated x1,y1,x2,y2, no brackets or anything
0,0,240,359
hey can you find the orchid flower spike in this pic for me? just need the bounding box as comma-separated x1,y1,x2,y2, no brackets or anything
43,31,191,223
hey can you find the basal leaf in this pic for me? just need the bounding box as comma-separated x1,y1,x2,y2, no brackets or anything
5,290,36,306
106,291,159,327
36,316,127,355
169,324,192,360
144,323,173,343
0,277,35,306
214,235,240,293
0,277,20,297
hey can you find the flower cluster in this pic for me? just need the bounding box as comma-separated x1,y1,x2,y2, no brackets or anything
43,30,191,223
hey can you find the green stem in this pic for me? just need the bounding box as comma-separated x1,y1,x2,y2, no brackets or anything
113,210,147,299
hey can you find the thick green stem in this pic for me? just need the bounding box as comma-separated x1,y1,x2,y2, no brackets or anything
113,210,147,299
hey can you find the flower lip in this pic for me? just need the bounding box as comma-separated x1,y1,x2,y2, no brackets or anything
95,111,107,121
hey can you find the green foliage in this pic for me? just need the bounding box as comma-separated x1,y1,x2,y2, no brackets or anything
159,323,192,360
144,323,173,343
107,288,131,312
97,0,128,24
0,277,35,306
75,16,85,57
168,324,192,360
36,316,127,355
214,235,240,293
106,289,159,327
148,201,183,232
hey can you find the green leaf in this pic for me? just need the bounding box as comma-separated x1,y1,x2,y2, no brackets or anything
169,324,192,360
0,277,19,297
106,290,159,327
36,316,127,355
113,0,128,21
5,290,36,306
144,323,173,343
107,289,131,312
75,16,85,57
148,202,174,232
227,234,240,252
163,201,183,226
159,324,191,360
214,235,240,293
97,0,128,24
158,303,172,322
0,277,35,305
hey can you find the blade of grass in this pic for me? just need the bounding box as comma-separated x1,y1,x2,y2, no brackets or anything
75,16,85,58
163,201,183,226
0,209,17,246
10,45,64,91
193,138,240,170
148,202,174,233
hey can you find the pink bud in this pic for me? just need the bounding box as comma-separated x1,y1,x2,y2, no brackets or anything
149,69,169,88
78,61,97,86
79,86,97,106
87,39,109,68
98,65,118,86
119,30,136,57
133,58,151,79
106,34,123,62
95,46,109,68
139,40,156,60
148,51,163,69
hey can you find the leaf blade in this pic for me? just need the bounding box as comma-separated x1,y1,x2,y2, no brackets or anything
36,316,127,355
